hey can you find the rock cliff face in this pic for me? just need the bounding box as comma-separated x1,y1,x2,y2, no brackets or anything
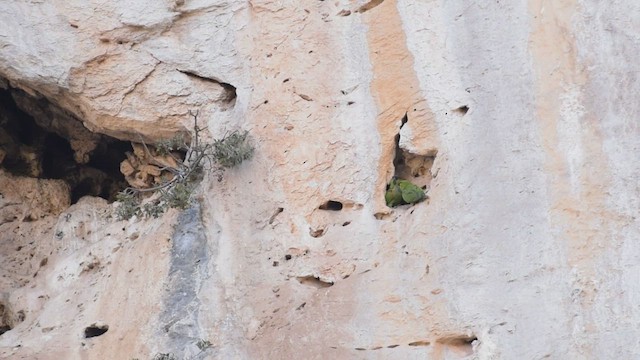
0,0,639,359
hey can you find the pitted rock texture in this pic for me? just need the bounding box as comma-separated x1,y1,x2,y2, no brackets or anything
1,0,640,359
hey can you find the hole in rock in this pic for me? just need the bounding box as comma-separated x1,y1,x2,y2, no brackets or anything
296,275,334,288
399,114,408,129
0,301,24,336
268,207,284,224
84,323,109,338
408,340,430,346
176,70,237,107
0,85,130,203
437,334,477,356
309,227,325,238
392,114,436,190
454,105,469,115
374,212,391,220
318,200,343,211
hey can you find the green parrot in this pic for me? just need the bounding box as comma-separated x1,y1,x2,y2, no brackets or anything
385,177,425,207
385,178,404,207
397,179,425,204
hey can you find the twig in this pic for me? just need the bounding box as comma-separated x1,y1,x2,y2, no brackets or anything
115,109,253,220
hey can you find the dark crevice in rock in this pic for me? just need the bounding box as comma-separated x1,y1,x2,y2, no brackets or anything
0,325,10,336
296,275,334,288
0,84,130,203
399,113,408,129
392,113,436,190
176,69,237,105
0,301,24,336
318,200,343,211
437,334,477,356
84,323,109,338
454,105,469,115
268,207,284,224
408,340,430,346
309,227,325,238
374,212,392,220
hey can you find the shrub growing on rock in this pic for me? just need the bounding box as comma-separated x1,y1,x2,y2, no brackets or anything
115,111,254,220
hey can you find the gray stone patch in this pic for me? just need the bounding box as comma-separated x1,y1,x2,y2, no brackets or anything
158,204,213,359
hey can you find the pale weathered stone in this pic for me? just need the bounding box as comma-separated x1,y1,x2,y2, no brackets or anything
141,164,161,177
0,0,639,359
119,159,135,177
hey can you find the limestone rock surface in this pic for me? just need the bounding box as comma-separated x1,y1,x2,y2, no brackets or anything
0,0,639,359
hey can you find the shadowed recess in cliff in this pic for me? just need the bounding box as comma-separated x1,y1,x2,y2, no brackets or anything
296,275,334,288
393,114,436,190
0,301,24,336
176,69,237,107
436,334,477,357
0,85,131,203
318,200,343,211
84,323,109,338
158,204,210,358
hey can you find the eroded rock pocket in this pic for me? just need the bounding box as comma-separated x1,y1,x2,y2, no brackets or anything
392,115,436,190
383,113,437,208
0,301,24,336
84,322,109,338
437,334,477,356
318,200,343,211
0,84,130,203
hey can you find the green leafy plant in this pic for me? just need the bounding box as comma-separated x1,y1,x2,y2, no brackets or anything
155,134,187,156
212,130,254,168
115,190,141,220
115,110,254,220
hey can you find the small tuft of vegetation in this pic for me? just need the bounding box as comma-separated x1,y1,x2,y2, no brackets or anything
116,190,141,220
152,353,177,360
196,338,212,351
155,134,187,156
212,130,254,168
115,110,254,220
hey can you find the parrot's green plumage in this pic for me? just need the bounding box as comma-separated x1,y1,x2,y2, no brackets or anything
385,177,425,207
397,179,425,204
385,178,404,207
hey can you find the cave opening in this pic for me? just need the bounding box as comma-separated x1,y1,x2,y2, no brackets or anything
0,86,130,203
